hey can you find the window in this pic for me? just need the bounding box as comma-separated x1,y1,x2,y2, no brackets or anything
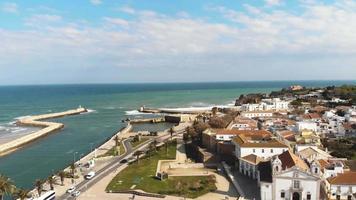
307,194,311,200
336,195,341,200
253,149,255,153
314,168,318,174
270,149,273,153
280,191,285,198
293,180,300,189
347,195,352,200
262,149,265,153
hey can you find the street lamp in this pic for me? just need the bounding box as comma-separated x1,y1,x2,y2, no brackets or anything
73,152,78,164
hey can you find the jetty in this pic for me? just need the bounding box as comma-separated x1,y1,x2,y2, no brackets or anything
139,106,212,114
0,107,87,156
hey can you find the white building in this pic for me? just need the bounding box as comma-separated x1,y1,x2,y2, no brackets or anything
233,130,289,180
228,117,258,130
326,172,356,200
295,121,318,133
241,98,290,112
258,150,321,200
232,130,289,159
241,110,274,118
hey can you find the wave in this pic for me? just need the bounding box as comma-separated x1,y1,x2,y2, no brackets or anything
125,110,152,115
10,127,27,133
14,115,32,120
86,109,97,113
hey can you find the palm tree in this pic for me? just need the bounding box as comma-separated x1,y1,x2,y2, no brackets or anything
0,174,15,200
133,150,144,164
14,188,31,200
152,140,158,151
212,107,218,116
148,143,156,157
169,128,174,141
165,142,168,156
47,175,56,190
70,163,76,177
57,170,66,186
114,135,120,147
34,179,44,196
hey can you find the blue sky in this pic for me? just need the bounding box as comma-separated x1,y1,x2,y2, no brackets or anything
0,0,355,85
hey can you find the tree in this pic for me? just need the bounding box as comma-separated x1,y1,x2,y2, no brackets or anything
208,117,228,128
211,107,218,116
14,188,31,200
152,139,158,151
183,133,191,144
148,142,156,157
0,174,15,200
47,175,56,190
57,170,66,186
169,128,174,141
165,142,168,155
70,163,76,177
133,150,144,164
114,135,120,147
34,179,44,196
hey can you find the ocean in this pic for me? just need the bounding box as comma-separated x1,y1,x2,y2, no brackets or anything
0,81,354,189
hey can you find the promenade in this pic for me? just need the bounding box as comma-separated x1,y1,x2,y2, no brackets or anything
0,107,87,156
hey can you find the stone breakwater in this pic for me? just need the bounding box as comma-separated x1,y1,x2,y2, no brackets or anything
0,108,87,156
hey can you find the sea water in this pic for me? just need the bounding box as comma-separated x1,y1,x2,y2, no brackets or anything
0,81,354,188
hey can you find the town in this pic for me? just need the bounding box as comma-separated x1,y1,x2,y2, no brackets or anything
1,84,356,200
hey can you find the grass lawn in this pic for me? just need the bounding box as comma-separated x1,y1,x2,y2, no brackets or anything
98,143,125,157
131,137,150,148
106,140,216,198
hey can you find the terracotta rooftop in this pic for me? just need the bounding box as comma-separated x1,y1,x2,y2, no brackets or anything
327,172,356,185
318,159,329,170
233,130,288,148
303,113,321,120
214,129,271,136
241,154,263,165
278,150,309,171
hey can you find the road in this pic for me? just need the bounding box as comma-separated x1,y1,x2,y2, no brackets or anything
59,131,183,200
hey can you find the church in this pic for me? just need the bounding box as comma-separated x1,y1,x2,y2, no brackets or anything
257,150,322,200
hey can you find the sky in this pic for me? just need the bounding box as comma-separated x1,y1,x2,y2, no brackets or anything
0,0,356,85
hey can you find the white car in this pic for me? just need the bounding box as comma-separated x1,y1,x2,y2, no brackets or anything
85,171,95,180
66,186,76,194
71,190,80,197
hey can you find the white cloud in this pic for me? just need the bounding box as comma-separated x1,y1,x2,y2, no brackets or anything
1,1,356,84
119,6,135,14
25,14,62,27
103,17,129,26
1,2,18,13
90,0,102,5
265,0,282,6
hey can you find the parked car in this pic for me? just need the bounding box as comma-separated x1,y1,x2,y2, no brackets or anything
71,190,80,197
120,159,128,164
84,171,95,180
66,186,76,194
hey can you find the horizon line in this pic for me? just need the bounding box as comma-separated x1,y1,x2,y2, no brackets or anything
1,79,356,87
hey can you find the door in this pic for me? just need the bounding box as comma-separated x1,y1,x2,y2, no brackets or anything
292,192,300,200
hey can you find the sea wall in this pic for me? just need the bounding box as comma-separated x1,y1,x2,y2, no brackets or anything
0,108,87,156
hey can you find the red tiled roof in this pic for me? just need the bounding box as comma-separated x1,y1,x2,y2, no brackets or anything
328,172,356,185
278,150,309,171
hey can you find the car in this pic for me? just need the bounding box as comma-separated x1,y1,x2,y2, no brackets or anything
84,171,95,180
71,190,80,197
120,159,128,164
66,186,76,194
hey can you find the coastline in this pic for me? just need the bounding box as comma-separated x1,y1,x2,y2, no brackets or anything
0,108,87,157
